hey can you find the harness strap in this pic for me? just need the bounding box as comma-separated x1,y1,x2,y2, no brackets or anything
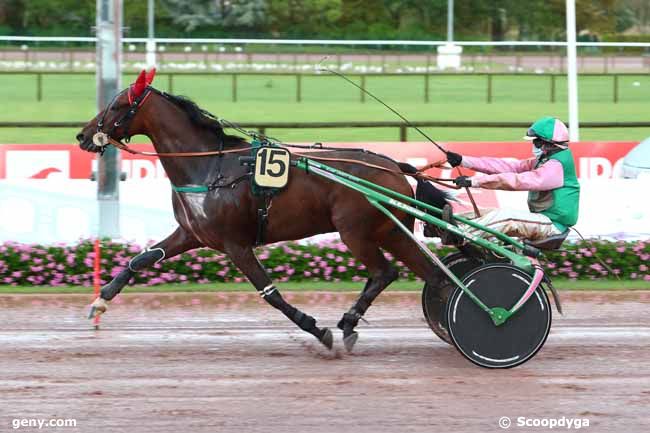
255,193,272,246
172,185,210,193
172,174,251,193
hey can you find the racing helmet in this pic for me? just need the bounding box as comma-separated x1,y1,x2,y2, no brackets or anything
523,116,569,148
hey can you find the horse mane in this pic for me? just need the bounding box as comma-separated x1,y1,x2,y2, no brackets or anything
157,90,247,146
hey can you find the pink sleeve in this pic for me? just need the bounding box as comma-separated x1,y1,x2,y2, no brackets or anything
461,155,537,174
472,159,564,191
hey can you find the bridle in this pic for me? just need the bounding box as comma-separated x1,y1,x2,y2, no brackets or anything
93,86,245,158
94,85,154,152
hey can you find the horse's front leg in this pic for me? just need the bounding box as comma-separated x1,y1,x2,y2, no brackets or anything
225,242,333,350
88,226,201,318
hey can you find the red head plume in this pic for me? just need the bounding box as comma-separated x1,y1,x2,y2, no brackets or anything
145,67,156,85
129,70,147,103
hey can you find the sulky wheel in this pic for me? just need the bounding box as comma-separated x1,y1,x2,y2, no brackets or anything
446,263,552,369
421,253,481,344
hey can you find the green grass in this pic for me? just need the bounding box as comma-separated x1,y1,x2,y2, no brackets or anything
1,279,648,294
2,72,649,143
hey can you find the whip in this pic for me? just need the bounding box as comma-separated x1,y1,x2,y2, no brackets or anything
317,58,481,216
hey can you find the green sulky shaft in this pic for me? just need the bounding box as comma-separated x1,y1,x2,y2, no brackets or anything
294,156,533,273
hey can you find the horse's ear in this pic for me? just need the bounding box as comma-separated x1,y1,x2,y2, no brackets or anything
145,67,156,85
131,69,147,98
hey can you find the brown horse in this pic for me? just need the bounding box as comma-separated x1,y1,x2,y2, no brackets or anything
76,70,451,351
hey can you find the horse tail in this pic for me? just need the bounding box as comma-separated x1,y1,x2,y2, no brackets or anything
415,177,450,210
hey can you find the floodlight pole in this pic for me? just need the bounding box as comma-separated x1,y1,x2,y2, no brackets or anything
146,0,156,67
566,0,580,141
96,0,122,238
447,0,454,42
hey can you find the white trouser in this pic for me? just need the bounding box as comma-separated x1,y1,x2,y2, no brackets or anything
459,208,562,241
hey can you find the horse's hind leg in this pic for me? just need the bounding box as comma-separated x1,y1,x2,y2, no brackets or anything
89,226,200,318
379,229,448,289
378,227,452,337
224,243,333,350
336,232,398,352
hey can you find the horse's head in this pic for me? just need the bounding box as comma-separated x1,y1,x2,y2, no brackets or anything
76,68,156,153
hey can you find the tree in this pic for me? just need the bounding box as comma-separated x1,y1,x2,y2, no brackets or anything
160,0,220,32
618,0,650,33
341,0,389,29
575,0,617,35
0,0,644,40
0,0,28,33
216,0,268,29
268,0,342,36
382,0,446,36
123,0,172,38
0,0,94,35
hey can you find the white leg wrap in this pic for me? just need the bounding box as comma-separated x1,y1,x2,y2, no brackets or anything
260,285,277,298
90,297,109,316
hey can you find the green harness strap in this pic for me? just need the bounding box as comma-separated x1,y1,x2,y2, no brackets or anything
171,184,209,193
171,138,282,196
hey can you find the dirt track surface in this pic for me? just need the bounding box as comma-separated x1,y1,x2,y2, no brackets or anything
1,290,649,433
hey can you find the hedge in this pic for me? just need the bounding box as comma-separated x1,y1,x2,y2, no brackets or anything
0,239,648,287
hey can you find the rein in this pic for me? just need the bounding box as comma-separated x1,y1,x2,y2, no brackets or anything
292,152,447,178
99,133,451,184
98,132,464,196
98,134,252,157
94,89,477,210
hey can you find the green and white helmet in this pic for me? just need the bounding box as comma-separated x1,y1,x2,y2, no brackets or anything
523,116,569,145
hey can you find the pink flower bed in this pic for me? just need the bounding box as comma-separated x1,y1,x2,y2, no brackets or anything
0,239,648,287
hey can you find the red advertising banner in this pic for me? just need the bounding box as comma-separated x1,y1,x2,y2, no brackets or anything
0,141,637,180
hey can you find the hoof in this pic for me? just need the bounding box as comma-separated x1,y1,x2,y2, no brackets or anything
319,328,334,350
343,332,358,353
88,298,108,319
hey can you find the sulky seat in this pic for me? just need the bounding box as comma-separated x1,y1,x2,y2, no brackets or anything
524,230,569,251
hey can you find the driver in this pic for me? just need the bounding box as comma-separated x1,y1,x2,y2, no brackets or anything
445,116,580,241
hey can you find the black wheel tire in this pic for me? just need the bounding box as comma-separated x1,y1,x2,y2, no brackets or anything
446,263,552,369
421,278,455,344
421,253,481,344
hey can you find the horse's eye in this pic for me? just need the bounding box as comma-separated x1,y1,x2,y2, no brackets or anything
110,105,121,111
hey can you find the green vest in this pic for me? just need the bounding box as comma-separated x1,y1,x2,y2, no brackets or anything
527,149,580,232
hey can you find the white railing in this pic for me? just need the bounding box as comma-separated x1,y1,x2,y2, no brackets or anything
1,36,649,48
